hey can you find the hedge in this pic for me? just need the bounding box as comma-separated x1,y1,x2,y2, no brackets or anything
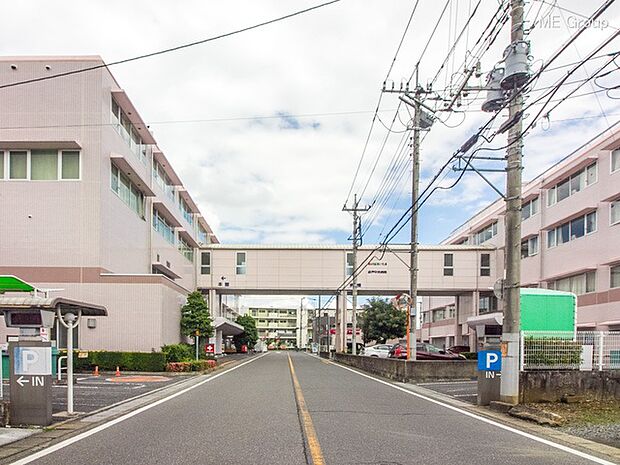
72,351,167,372
165,360,217,372
523,337,582,368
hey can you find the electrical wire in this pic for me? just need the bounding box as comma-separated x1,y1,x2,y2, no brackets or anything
0,0,343,91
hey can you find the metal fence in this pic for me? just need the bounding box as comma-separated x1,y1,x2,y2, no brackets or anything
520,331,620,371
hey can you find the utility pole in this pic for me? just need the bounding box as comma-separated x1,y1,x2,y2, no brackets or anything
343,194,369,355
500,0,525,405
409,70,421,362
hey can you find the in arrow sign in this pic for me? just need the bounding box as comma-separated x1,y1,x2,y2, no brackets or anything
16,376,29,387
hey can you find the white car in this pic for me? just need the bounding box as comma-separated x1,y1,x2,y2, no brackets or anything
362,344,392,358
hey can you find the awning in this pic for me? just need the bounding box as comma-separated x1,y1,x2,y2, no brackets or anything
0,296,107,317
466,312,503,328
110,153,155,196
178,229,199,249
152,200,182,227
214,317,244,336
152,262,181,280
111,90,157,145
0,141,81,150
540,155,598,189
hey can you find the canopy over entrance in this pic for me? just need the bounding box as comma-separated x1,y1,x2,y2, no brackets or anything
0,296,108,317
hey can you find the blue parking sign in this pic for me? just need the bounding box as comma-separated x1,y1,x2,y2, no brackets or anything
478,350,502,371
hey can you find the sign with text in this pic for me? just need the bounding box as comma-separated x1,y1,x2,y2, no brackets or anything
14,347,52,376
477,350,502,372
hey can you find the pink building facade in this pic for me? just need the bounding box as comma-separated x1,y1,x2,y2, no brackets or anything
0,56,218,351
420,125,620,350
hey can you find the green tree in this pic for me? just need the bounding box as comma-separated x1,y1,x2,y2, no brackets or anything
360,298,406,344
233,314,259,350
180,291,213,350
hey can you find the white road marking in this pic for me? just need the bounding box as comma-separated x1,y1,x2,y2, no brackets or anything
330,361,616,465
417,381,477,386
9,353,269,465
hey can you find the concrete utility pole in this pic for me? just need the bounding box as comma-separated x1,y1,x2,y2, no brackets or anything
500,0,525,405
343,194,369,355
409,70,421,362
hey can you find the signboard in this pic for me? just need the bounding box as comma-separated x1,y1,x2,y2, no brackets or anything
14,347,52,376
205,343,215,355
478,350,502,372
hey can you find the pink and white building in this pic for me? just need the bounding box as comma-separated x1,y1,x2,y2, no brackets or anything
0,56,220,351
420,124,620,349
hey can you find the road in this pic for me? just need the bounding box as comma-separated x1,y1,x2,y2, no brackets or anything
9,352,612,465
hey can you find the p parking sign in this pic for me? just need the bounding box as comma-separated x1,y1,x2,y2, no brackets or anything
477,350,502,372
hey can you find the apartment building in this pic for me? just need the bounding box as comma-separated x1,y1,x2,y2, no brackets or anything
248,308,298,347
420,124,620,349
0,56,218,351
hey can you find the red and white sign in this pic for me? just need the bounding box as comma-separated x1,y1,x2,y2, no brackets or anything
204,343,215,354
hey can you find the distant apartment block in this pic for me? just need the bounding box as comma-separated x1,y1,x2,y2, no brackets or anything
0,56,219,351
248,308,298,346
420,125,620,349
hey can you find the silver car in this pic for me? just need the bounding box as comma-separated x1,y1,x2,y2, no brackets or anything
362,344,392,358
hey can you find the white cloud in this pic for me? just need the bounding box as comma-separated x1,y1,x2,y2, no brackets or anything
1,0,619,249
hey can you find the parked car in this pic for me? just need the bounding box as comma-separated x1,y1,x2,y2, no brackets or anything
446,345,470,354
389,341,465,360
362,344,392,358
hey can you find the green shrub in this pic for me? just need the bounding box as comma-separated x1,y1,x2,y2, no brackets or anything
165,359,217,372
524,337,582,368
460,352,477,360
161,344,194,363
72,351,166,372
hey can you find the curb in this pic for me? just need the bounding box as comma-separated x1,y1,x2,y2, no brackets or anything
0,356,253,464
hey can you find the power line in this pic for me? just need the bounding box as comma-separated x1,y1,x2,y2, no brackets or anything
0,0,342,91
343,0,421,206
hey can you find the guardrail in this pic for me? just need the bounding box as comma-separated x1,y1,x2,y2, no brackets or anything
521,331,620,371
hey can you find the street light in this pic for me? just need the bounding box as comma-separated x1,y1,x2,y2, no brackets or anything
56,309,81,415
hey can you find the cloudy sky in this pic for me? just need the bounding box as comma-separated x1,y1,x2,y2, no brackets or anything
2,0,619,250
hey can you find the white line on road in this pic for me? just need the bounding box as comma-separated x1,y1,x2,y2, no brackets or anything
417,381,477,386
9,353,269,465
330,361,616,465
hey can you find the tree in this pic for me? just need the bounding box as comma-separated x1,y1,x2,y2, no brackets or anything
233,314,259,350
180,291,213,349
360,298,406,344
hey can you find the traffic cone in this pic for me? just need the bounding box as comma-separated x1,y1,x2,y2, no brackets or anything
94,365,99,376
115,366,121,377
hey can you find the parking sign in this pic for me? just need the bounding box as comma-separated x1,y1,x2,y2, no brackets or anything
477,350,502,371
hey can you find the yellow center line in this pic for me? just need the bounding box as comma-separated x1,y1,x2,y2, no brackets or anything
288,354,326,465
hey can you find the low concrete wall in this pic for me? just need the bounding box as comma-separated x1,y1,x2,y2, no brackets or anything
333,354,477,382
520,371,620,403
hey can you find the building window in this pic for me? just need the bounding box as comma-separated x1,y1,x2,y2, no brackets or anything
31,149,58,180
346,252,354,276
549,271,596,295
612,149,620,173
61,151,80,179
111,163,145,218
152,160,175,202
9,151,27,179
111,97,148,164
443,253,454,276
178,236,193,261
198,226,208,245
611,265,620,289
521,197,539,220
547,162,597,206
521,236,539,258
479,295,498,314
236,252,247,275
179,197,194,226
472,222,497,245
3,150,80,181
547,211,597,248
480,253,491,276
152,209,175,244
201,252,211,275
610,201,620,226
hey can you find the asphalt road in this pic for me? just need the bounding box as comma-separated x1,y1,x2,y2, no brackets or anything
12,352,611,465
417,380,478,404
